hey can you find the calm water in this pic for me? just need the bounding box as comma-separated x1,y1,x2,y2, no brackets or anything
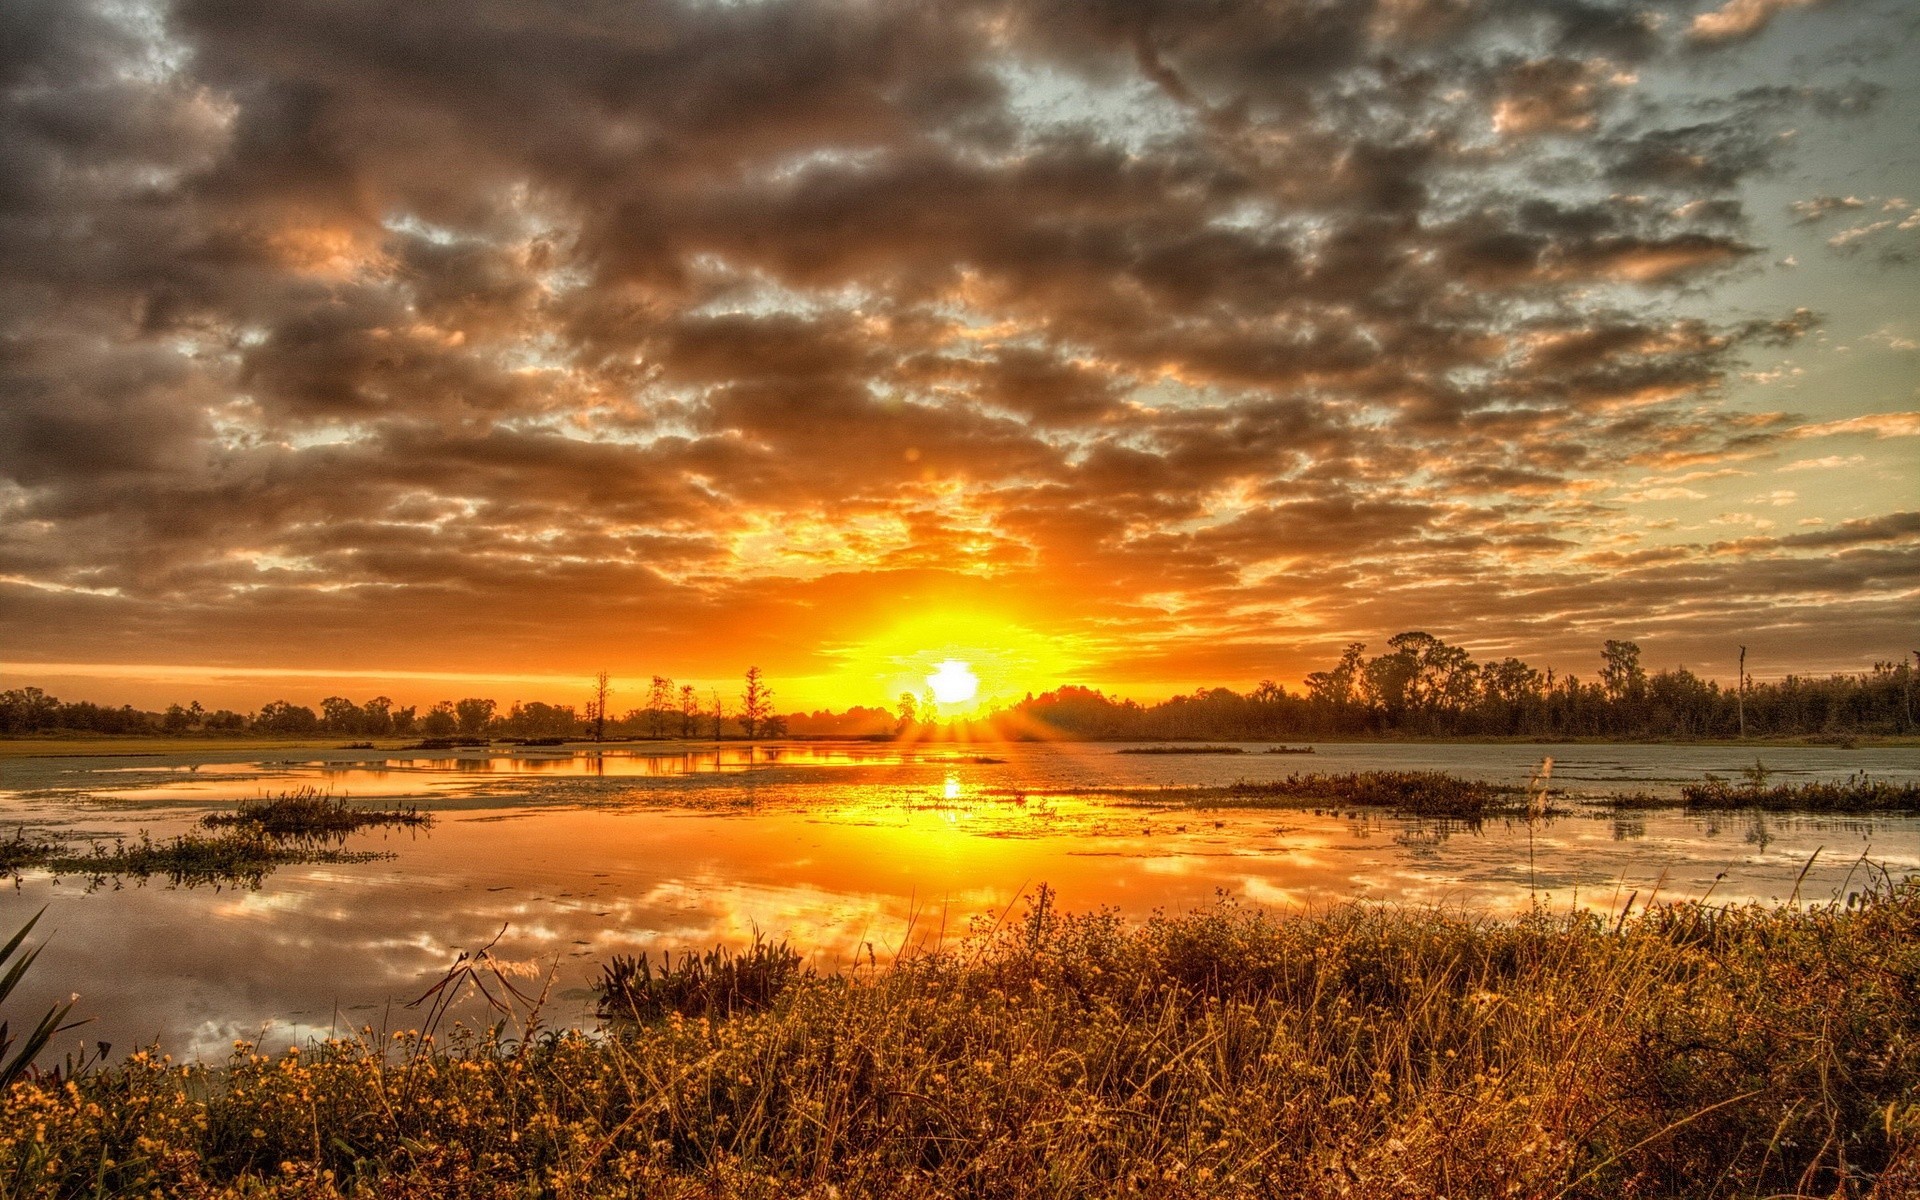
3,740,1916,1062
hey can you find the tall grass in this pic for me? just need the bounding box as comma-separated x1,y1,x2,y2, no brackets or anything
4,883,1918,1197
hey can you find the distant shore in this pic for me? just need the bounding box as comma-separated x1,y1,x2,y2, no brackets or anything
3,730,1917,760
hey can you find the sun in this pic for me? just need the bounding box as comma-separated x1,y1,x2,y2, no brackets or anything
926,659,980,706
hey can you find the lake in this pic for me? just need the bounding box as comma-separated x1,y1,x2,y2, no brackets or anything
3,739,1917,1062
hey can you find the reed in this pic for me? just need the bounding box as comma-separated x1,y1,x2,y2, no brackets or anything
4,883,1916,1197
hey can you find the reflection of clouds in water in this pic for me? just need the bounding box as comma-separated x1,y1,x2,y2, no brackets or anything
3,744,1919,1064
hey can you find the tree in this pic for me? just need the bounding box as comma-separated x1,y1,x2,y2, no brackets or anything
255,700,319,735
422,701,457,738
320,696,362,733
362,696,395,736
679,684,700,738
454,698,496,737
897,691,919,733
708,689,728,740
1600,640,1646,704
588,671,613,742
646,676,674,739
740,667,772,739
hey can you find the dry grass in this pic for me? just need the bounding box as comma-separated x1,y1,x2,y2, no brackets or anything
4,883,1918,1197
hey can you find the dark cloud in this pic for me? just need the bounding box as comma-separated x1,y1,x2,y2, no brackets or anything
0,0,1909,694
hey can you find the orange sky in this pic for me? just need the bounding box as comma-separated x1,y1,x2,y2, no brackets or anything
1,0,1916,715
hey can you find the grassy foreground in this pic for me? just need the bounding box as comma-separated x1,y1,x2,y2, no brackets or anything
6,887,1920,1199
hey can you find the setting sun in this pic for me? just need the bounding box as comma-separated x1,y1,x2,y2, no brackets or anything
926,660,980,706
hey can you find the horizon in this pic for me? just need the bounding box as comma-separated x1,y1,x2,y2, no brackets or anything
2,0,1916,722
3,636,1905,717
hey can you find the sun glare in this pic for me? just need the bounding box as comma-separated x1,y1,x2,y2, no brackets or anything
927,660,980,706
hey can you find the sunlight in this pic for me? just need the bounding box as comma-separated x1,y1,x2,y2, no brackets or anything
827,609,1086,714
927,660,979,706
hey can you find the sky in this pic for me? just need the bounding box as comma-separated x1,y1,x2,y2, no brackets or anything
1,0,1916,714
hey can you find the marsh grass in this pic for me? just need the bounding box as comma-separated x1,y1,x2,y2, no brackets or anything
598,932,809,1023
4,884,1917,1197
1197,770,1523,816
1683,771,1920,813
200,788,432,839
1117,745,1246,755
1,788,416,888
32,830,384,889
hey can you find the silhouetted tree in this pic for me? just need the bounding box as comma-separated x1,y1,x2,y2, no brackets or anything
421,701,457,738
453,698,495,737
646,676,674,739
588,671,612,743
740,667,772,739
679,684,699,738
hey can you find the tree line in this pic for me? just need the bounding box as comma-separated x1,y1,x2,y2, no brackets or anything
984,636,1919,741
4,638,1915,741
0,666,787,741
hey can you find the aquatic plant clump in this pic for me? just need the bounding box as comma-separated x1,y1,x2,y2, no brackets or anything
1214,770,1520,816
40,830,383,889
1683,771,1920,812
1116,745,1246,755
5,886,1918,1198
200,788,432,838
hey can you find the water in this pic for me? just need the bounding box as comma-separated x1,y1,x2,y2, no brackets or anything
2,739,1916,1062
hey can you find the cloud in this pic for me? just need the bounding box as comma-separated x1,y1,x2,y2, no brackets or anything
1689,0,1825,46
1788,412,1920,439
0,0,1910,700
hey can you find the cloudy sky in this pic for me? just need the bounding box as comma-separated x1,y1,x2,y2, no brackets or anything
2,0,1916,711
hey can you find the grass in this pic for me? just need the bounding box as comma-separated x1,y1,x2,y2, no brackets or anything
599,933,809,1023
0,789,422,888
200,788,432,838
1682,771,1920,813
1116,745,1246,755
1186,770,1524,817
7,829,385,889
3,884,1918,1197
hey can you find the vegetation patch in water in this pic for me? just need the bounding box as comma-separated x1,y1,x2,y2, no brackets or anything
200,788,431,838
28,830,384,888
1116,744,1245,755
4,884,1918,1197
1198,770,1520,816
1683,771,1920,813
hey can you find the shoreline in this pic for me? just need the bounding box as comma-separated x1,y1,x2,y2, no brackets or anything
4,731,1917,759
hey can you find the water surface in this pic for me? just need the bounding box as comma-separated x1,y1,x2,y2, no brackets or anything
3,739,1915,1061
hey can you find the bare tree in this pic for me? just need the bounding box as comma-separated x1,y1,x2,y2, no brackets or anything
588,671,613,743
740,666,772,739
646,675,673,739
1736,646,1747,739
707,688,728,740
679,684,699,738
